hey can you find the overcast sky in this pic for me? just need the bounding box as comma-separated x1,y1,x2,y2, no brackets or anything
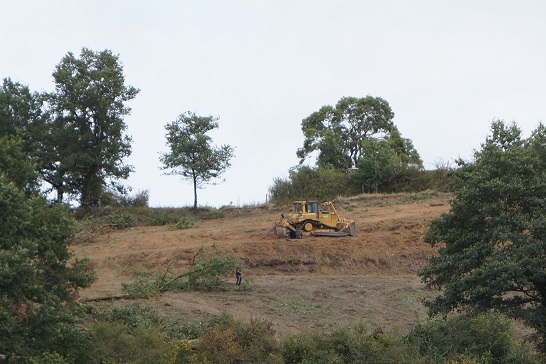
3,1,546,207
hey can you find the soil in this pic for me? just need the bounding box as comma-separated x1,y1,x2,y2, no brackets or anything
72,192,452,336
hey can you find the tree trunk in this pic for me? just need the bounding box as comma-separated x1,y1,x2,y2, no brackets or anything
193,176,198,209
56,189,64,203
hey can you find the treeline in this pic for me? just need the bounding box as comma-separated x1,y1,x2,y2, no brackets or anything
269,95,455,202
27,305,543,363
269,164,454,203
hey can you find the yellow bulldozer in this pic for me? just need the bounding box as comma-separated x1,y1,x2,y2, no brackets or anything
272,201,356,238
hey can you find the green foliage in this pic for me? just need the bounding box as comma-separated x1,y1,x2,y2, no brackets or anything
198,208,227,220
407,311,514,363
167,341,198,364
122,272,161,298
88,322,170,364
94,303,163,329
99,212,139,229
100,188,149,207
298,95,397,169
0,136,39,194
0,78,40,137
122,245,244,297
160,111,235,209
419,120,546,352
172,215,195,230
350,138,401,193
81,307,544,364
146,208,188,225
196,315,282,364
28,352,70,364
44,48,139,210
281,324,423,364
0,173,96,360
387,127,423,168
185,246,243,291
269,165,350,201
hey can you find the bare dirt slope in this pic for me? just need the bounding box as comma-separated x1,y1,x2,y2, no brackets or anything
72,192,452,335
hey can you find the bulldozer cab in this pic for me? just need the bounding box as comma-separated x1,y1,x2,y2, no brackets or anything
294,201,318,218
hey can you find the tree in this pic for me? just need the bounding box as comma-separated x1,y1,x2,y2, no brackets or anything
419,120,546,352
0,78,41,138
297,95,395,169
350,138,401,193
0,136,39,194
46,48,139,210
160,112,234,209
0,138,96,361
387,127,423,168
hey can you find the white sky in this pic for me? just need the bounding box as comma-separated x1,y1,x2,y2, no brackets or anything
2,1,546,207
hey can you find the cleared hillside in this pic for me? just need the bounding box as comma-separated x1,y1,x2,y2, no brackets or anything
72,191,452,335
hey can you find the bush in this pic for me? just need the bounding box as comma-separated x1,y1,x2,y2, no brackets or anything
99,188,149,207
196,326,246,364
167,340,197,364
146,208,185,225
172,215,195,230
88,322,170,364
28,352,70,364
281,324,421,364
95,303,163,329
196,315,282,364
122,272,161,298
406,311,518,363
101,212,138,229
185,246,243,291
281,332,343,364
269,166,350,202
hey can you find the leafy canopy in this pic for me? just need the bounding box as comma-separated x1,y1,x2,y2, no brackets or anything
160,111,234,209
45,48,139,210
297,95,396,169
0,138,95,361
419,120,546,352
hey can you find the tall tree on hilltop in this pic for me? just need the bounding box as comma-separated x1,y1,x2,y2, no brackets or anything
297,96,396,169
46,48,139,211
160,111,234,209
419,120,546,353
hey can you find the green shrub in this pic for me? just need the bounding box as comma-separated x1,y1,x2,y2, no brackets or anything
100,212,138,229
281,332,343,364
406,311,515,363
167,340,198,364
172,215,195,230
196,315,282,364
269,166,350,202
88,322,170,364
196,326,245,364
200,209,227,220
122,272,161,298
145,208,185,225
185,247,242,291
28,352,70,364
100,188,150,207
95,303,163,329
281,324,422,364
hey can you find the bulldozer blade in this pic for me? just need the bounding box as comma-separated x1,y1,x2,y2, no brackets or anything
349,221,357,236
267,223,278,236
311,231,349,237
